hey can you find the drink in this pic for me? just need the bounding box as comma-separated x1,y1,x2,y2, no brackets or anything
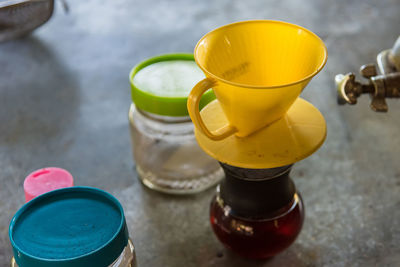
210,193,304,259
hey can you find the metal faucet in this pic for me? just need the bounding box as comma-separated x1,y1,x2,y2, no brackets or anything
335,36,400,112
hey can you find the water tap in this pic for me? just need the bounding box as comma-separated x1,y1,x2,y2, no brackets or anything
335,36,400,112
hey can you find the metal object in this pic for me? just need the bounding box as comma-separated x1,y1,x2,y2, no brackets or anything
0,0,54,42
336,36,400,112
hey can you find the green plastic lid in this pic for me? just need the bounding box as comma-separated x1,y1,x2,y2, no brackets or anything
9,187,129,267
129,53,215,116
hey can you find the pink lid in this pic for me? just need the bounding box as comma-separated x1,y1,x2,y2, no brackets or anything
24,167,74,202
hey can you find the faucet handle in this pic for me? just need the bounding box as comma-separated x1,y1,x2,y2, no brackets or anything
370,78,388,112
360,64,377,78
368,73,400,112
335,73,361,105
370,97,388,112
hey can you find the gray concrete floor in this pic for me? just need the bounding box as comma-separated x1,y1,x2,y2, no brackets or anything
1,0,400,266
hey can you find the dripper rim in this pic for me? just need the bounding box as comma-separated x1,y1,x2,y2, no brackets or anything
194,19,328,89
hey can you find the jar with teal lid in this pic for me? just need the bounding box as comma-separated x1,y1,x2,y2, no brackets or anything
9,187,136,267
129,53,223,194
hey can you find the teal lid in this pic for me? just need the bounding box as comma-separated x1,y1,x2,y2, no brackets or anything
129,53,216,116
9,187,129,267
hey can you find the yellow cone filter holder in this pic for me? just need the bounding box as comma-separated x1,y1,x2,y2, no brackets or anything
188,20,327,140
194,98,326,169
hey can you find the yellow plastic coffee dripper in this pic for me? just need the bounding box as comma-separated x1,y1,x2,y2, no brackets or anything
187,20,328,168
188,20,327,141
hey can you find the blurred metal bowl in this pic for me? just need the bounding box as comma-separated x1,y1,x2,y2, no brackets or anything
0,0,54,42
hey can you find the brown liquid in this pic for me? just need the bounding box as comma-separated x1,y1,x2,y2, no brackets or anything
210,193,304,259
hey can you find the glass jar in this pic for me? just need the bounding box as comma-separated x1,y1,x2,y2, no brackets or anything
9,187,137,267
129,54,223,194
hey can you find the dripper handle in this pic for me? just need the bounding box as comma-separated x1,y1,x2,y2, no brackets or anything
188,78,237,141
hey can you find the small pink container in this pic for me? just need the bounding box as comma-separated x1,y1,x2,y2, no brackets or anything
24,167,74,202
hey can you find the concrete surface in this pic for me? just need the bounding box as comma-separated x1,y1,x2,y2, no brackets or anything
1,0,400,266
